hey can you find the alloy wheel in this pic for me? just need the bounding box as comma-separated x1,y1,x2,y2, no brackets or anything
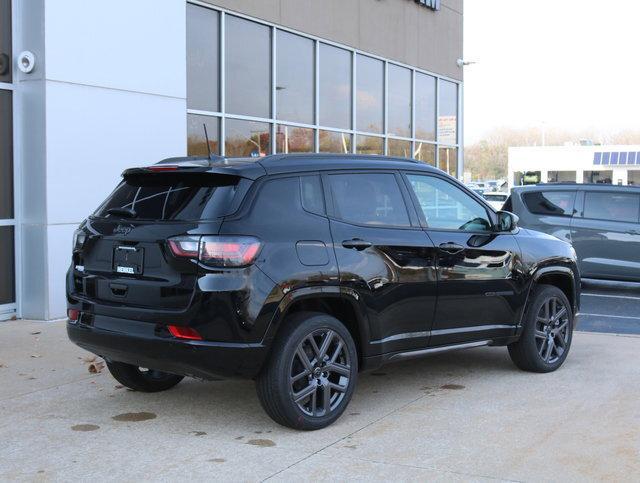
534,297,570,364
289,329,351,417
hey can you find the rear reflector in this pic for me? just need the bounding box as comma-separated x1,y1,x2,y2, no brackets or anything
168,325,203,340
68,309,80,322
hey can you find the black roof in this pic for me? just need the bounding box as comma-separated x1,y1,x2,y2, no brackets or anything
129,153,440,180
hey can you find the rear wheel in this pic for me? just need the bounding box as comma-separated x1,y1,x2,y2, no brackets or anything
256,312,358,430
106,360,184,392
508,284,574,373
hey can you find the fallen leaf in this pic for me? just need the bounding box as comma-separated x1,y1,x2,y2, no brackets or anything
30,331,41,335
88,361,105,373
30,354,41,358
114,385,123,389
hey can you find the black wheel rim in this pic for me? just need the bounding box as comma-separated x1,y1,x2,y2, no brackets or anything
289,329,351,417
535,297,570,364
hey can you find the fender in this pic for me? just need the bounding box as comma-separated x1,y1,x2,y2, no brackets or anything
516,264,579,334
260,285,372,356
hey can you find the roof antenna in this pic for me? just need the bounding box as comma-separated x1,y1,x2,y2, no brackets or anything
203,123,212,159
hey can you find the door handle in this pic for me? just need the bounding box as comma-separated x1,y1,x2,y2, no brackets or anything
342,238,372,251
438,242,465,254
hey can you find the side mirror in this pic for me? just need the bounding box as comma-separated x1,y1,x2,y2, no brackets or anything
496,210,519,232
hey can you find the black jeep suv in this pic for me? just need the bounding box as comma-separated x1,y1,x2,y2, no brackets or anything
67,154,580,430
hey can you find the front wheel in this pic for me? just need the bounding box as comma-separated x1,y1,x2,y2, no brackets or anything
106,360,184,392
508,284,574,373
256,312,358,430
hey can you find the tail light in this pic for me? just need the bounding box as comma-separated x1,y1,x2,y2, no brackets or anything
168,325,203,340
168,235,261,268
68,309,80,322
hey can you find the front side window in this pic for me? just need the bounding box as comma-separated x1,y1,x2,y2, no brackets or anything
583,192,640,222
328,173,410,227
406,174,492,231
523,191,576,216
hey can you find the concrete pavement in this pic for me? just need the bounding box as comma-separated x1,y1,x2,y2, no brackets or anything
1,320,639,482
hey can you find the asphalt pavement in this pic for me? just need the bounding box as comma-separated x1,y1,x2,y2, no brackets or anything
578,282,640,335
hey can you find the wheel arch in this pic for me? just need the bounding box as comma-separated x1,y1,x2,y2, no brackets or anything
531,266,579,316
264,287,370,367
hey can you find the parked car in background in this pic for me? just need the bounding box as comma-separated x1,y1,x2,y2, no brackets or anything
67,154,580,430
483,192,509,210
507,183,640,282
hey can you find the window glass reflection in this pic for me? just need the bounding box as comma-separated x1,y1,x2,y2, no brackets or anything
319,44,352,129
356,135,383,155
225,16,271,118
413,142,435,166
187,114,220,156
438,146,458,177
415,73,435,141
276,31,314,124
276,125,314,153
388,138,411,159
0,0,11,84
225,118,270,157
319,130,351,153
438,79,457,145
0,226,14,304
356,55,383,134
387,64,411,137
0,91,13,219
187,5,219,112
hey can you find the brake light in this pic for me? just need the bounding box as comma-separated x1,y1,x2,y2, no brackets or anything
68,309,80,322
168,236,262,268
168,325,203,340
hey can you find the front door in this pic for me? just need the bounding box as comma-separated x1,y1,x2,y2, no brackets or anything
324,171,437,355
571,189,640,281
0,0,15,319
402,172,526,347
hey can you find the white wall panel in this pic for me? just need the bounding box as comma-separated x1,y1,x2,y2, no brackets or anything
46,223,75,319
44,0,186,98
45,81,186,225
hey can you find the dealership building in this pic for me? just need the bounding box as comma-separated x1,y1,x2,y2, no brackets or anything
0,0,463,320
509,145,640,188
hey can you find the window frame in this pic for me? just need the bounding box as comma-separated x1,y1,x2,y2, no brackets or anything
321,170,421,230
400,171,497,234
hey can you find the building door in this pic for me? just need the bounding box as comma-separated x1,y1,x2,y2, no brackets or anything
0,0,16,319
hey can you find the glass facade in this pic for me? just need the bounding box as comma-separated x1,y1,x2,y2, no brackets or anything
186,3,461,175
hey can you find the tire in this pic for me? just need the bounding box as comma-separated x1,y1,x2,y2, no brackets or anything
256,312,358,430
508,284,574,373
106,360,184,392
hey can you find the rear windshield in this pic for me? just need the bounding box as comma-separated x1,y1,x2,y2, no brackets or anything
94,173,245,221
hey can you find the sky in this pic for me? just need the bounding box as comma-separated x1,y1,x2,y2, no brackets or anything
463,0,640,144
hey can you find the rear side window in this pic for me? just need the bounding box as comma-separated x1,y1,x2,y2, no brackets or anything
300,175,325,215
327,173,410,227
583,192,640,222
94,173,244,221
523,191,575,216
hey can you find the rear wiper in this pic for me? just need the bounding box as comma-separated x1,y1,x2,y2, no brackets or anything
106,207,137,218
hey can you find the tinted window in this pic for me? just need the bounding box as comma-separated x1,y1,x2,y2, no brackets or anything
356,135,383,155
0,0,11,84
407,175,491,231
415,73,436,141
319,130,351,153
276,125,314,153
583,192,640,222
95,174,242,221
186,5,219,112
187,114,220,156
438,146,457,178
276,31,314,124
356,55,383,133
300,175,325,215
438,79,457,145
319,44,352,129
388,139,411,158
225,118,270,157
0,226,14,304
225,16,271,117
0,91,12,219
523,191,575,216
328,173,410,227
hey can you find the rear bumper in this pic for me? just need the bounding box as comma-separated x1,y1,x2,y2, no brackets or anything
67,315,268,380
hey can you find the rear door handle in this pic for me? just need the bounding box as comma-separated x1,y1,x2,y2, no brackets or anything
438,242,465,254
342,238,372,251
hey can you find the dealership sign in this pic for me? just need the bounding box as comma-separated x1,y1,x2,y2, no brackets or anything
414,0,440,10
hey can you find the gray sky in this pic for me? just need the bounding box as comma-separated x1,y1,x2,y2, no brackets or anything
463,0,640,144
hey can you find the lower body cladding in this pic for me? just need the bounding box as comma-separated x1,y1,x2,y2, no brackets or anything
67,315,268,379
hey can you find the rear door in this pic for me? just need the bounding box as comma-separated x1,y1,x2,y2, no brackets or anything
71,171,248,312
402,172,526,347
325,171,437,354
570,189,640,281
